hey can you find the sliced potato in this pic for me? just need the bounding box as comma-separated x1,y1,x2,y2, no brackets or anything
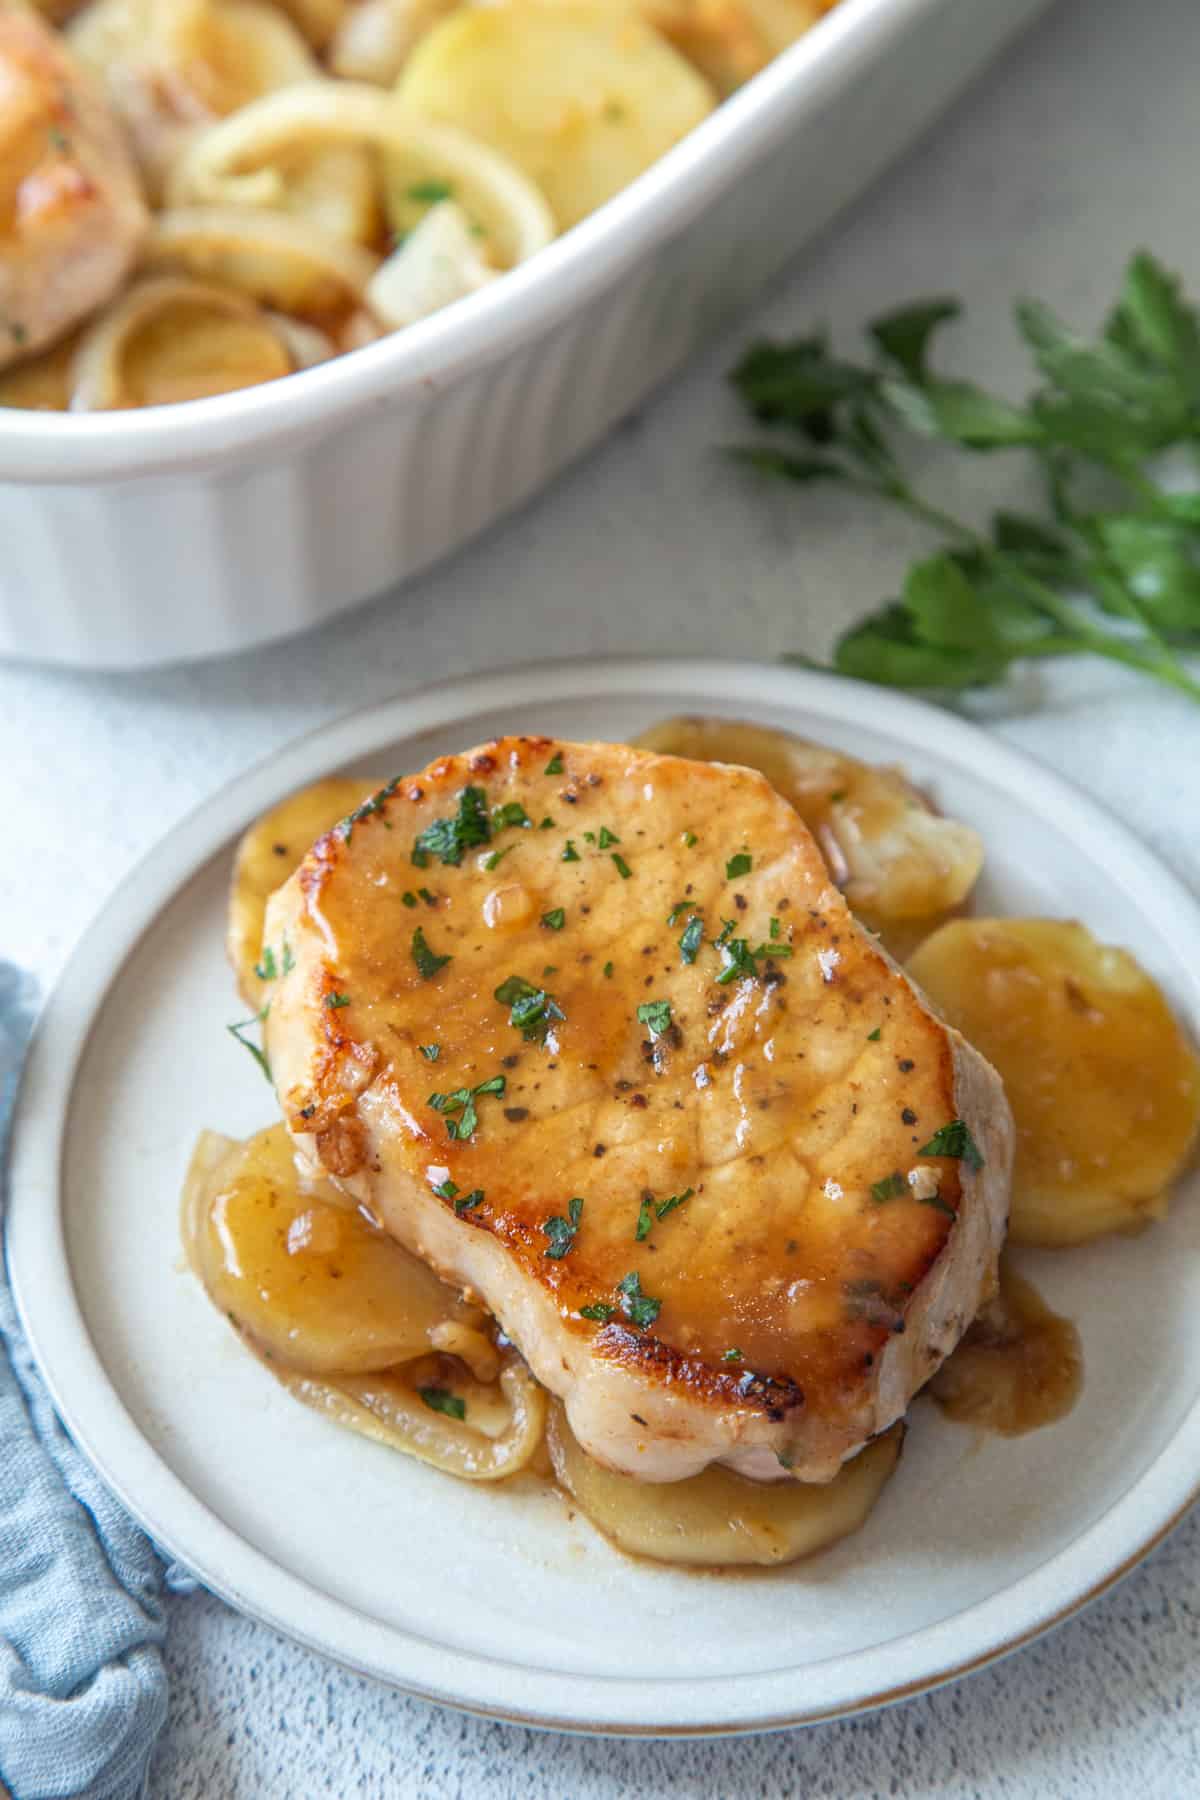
633,716,983,954
227,773,381,1007
182,1122,477,1374
928,1258,1082,1436
548,1403,902,1566
281,1352,548,1478
396,4,717,229
909,919,1200,1248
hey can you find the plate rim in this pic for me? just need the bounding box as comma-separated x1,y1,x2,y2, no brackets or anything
10,654,1200,1735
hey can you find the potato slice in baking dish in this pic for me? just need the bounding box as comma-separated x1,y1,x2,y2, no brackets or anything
227,774,380,1008
633,716,983,956
395,4,717,229
908,919,1200,1248
548,1403,902,1566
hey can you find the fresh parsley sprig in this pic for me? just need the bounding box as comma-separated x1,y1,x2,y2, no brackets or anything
730,251,1200,705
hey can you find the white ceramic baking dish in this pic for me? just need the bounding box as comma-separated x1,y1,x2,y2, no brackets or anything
0,0,1052,670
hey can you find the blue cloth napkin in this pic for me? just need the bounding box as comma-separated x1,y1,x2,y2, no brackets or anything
0,963,171,1800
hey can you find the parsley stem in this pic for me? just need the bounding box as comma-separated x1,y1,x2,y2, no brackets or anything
888,481,1200,701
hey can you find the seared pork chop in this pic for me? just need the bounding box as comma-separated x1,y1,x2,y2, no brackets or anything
264,737,1012,1483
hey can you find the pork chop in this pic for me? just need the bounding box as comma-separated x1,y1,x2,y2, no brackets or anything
263,737,1013,1483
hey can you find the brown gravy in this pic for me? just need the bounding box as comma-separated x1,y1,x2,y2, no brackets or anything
929,1258,1082,1436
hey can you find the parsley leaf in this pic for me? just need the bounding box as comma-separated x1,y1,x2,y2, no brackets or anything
492,801,532,832
432,1177,458,1198
324,992,351,1009
412,786,490,867
412,927,452,980
402,891,418,909
580,1302,615,1323
545,752,564,774
408,179,454,204
635,1197,655,1241
679,915,703,964
428,1074,505,1140
919,1119,985,1170
227,1008,272,1083
337,777,401,843
255,946,277,982
454,1188,485,1215
611,853,632,879
725,852,752,879
603,961,614,979
543,1195,584,1259
419,1043,440,1061
597,826,619,848
867,1027,881,1041
656,1187,693,1220
637,999,672,1038
721,1347,743,1362
541,908,565,930
870,1172,907,1203
562,839,580,862
418,1385,466,1421
730,251,1200,709
495,975,565,1043
616,1271,661,1330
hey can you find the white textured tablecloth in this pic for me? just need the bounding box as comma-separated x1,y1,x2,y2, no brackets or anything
5,0,1200,1790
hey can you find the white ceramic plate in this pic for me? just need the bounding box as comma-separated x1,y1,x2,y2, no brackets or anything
10,658,1200,1735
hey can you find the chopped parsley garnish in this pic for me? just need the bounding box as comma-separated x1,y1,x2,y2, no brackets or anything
408,179,454,204
715,935,757,984
583,832,596,846
580,1302,615,1323
637,999,672,1038
412,786,490,867
412,926,452,980
655,1187,693,1220
495,975,565,1043
666,901,688,926
603,961,614,978
324,992,351,1009
432,1177,458,1198
419,1043,440,1061
402,891,418,908
616,1271,661,1329
637,1187,693,1241
454,1189,485,1215
919,1119,985,1170
683,831,698,847
539,816,555,829
830,790,847,804
254,940,294,981
541,908,565,930
337,777,401,843
492,801,532,831
920,1193,958,1219
545,752,564,774
428,1074,506,1140
418,1385,466,1421
870,1172,907,1203
721,1347,743,1362
562,840,581,862
542,1196,584,1260
597,826,620,849
611,853,632,879
227,1007,271,1083
482,847,514,872
418,888,437,907
726,852,752,879
679,915,703,965
769,917,780,940
867,1027,882,1041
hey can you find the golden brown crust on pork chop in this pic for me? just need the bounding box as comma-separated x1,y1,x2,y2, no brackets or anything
263,737,1012,1481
